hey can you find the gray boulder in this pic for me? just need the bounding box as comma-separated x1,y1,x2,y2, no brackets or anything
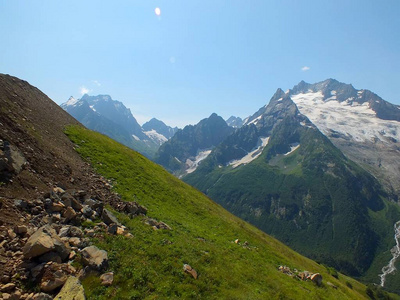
23,225,70,260
101,209,121,226
81,246,108,271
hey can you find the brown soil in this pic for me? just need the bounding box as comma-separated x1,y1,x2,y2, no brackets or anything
0,73,110,226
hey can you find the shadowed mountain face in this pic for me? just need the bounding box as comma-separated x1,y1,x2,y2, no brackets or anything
154,113,234,176
183,82,400,287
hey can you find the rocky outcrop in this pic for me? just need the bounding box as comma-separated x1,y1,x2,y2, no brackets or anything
278,265,323,286
143,218,171,230
81,246,108,271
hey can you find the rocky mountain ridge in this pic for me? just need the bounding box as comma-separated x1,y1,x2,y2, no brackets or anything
61,95,176,159
154,113,234,176
287,79,400,196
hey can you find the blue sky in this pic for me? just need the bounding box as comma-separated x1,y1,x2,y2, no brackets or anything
1,1,399,127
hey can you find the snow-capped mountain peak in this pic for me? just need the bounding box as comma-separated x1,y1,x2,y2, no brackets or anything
288,79,400,194
64,96,79,107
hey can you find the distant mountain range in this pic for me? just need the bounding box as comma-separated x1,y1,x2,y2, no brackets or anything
157,79,400,290
61,94,177,158
226,116,244,128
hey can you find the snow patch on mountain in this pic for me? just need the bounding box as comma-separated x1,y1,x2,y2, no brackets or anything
186,149,213,174
229,137,270,168
89,105,96,112
247,115,262,126
144,130,168,145
132,135,140,141
284,143,300,156
65,96,78,107
291,92,400,144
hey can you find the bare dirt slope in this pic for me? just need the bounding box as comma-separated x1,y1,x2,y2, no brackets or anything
0,73,110,226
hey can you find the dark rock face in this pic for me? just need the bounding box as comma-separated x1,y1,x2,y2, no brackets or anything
154,113,234,174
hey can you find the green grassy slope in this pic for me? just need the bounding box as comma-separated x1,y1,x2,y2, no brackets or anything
64,125,384,300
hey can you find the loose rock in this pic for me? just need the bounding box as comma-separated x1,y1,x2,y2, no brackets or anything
23,225,70,260
81,246,108,271
100,272,114,286
183,264,198,279
101,209,121,226
310,273,323,286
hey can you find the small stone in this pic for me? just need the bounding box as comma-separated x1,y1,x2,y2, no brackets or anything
11,290,22,300
183,264,198,279
53,187,65,194
327,281,338,289
69,227,83,238
100,272,114,286
69,251,76,260
234,239,239,244
2,293,11,300
1,275,10,283
14,199,28,210
7,229,17,240
85,229,95,237
31,263,46,279
58,226,70,238
310,273,323,286
69,237,82,248
0,283,16,292
63,207,76,222
101,209,121,226
14,225,28,235
51,202,65,212
81,205,93,218
32,292,53,300
107,224,118,235
116,227,126,235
